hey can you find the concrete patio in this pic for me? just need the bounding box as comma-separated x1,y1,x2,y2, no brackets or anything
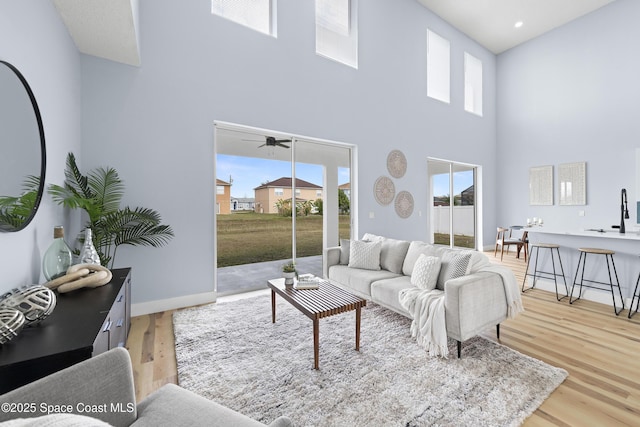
216,255,323,296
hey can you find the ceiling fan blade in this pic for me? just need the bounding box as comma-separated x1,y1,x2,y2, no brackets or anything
274,139,292,143
258,143,267,148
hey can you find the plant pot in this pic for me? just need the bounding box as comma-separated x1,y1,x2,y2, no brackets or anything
283,272,296,287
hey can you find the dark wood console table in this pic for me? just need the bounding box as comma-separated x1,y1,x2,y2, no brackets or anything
0,268,131,394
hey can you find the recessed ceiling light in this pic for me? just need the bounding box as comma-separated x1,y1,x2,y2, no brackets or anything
514,21,524,28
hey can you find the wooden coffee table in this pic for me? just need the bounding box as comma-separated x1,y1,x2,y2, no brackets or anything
267,278,366,369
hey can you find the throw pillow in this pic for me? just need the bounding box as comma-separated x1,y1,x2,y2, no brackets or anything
362,233,383,242
402,241,439,276
436,251,472,290
348,240,382,270
339,239,351,265
411,254,441,290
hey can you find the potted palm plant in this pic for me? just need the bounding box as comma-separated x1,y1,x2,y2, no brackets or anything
48,153,174,268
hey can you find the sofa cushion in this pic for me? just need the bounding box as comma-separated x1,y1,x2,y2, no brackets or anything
360,234,411,273
467,250,491,273
135,383,283,427
0,414,113,427
328,265,400,297
402,241,439,276
380,238,410,274
436,251,472,290
348,240,381,270
411,254,441,290
339,239,351,265
370,276,413,316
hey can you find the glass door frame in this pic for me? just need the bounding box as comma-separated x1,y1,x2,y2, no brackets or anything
427,157,481,250
213,121,357,294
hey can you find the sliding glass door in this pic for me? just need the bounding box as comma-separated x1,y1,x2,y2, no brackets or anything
214,123,353,295
428,159,476,249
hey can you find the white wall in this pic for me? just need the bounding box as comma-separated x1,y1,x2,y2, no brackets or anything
496,0,640,231
80,0,497,306
0,1,82,293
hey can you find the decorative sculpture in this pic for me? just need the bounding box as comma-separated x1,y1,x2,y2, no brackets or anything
0,308,25,344
45,263,113,293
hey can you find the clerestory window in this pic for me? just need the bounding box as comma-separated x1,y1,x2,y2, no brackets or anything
211,0,276,36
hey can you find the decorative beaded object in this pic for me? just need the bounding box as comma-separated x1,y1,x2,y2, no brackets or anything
0,308,25,344
0,285,57,325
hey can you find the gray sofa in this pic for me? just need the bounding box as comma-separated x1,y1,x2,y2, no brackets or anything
324,234,516,357
0,347,292,427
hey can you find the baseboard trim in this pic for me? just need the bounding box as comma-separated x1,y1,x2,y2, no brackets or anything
131,292,216,317
523,278,633,308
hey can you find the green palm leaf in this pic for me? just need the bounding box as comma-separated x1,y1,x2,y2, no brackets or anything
88,167,124,215
48,152,174,267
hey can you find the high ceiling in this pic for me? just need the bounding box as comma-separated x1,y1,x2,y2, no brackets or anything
52,0,618,66
417,0,617,54
53,0,140,66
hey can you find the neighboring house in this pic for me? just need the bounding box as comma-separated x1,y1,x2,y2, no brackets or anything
216,179,231,214
339,182,350,201
231,197,255,211
460,185,474,206
254,177,322,214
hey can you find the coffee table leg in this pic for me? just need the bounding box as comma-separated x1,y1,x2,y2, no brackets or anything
355,306,361,351
313,319,319,370
271,290,276,323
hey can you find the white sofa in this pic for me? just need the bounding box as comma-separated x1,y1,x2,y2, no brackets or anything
324,234,517,357
0,347,292,427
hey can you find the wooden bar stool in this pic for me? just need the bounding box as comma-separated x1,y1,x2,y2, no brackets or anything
522,243,568,301
570,248,625,315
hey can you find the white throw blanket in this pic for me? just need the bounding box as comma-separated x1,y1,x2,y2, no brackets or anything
399,264,524,358
398,288,448,357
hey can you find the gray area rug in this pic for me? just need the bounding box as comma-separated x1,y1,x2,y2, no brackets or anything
173,296,567,426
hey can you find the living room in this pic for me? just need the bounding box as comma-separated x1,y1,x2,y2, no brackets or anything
0,0,639,425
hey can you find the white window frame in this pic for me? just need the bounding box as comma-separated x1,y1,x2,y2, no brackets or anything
315,0,358,69
426,29,450,104
464,52,483,116
211,0,277,37
275,188,284,196
216,185,225,195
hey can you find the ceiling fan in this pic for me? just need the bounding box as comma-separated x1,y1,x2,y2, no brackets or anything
243,136,292,149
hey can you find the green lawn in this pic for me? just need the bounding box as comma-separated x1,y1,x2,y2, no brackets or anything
432,233,475,248
216,212,351,267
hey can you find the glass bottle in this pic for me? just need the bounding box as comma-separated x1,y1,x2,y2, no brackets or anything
79,228,100,265
42,226,73,281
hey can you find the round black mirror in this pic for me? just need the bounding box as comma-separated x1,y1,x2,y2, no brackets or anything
0,60,46,232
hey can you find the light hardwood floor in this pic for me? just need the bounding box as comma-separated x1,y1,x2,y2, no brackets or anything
126,251,640,426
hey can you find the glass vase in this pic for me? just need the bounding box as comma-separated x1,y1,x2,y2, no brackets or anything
42,226,73,281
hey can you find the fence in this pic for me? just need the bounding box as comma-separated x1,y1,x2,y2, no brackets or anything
432,205,475,235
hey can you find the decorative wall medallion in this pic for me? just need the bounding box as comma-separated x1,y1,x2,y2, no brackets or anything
395,191,414,218
374,176,395,205
387,150,407,178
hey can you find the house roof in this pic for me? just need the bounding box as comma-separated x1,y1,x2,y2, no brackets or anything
216,178,231,186
339,182,350,190
254,177,321,190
